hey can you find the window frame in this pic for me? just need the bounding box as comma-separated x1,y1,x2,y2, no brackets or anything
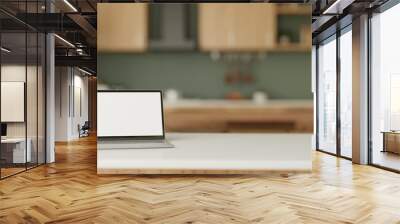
367,0,400,173
315,22,353,160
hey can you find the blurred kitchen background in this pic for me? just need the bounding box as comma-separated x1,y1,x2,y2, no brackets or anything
97,3,313,133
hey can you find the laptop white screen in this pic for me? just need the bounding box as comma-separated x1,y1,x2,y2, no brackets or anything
97,91,164,137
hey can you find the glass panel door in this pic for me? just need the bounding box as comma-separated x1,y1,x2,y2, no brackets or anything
339,27,352,158
0,1,46,178
1,31,28,178
370,4,400,171
317,36,337,154
27,30,38,169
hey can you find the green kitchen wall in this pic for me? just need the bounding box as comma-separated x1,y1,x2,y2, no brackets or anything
98,51,311,99
98,4,311,99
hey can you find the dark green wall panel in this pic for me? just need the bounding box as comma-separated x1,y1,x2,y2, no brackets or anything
98,52,311,99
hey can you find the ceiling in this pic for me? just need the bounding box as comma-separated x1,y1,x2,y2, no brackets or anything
0,0,99,72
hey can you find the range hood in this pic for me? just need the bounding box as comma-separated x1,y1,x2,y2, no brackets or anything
149,4,196,51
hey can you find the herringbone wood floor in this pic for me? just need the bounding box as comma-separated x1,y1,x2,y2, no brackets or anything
1,136,400,224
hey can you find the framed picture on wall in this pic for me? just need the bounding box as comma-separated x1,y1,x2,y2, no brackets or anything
1,81,25,122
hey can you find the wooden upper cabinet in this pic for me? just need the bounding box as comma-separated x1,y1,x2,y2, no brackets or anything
97,3,148,53
198,3,277,52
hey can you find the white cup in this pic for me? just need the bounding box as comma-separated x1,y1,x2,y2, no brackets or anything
165,89,180,102
252,91,268,104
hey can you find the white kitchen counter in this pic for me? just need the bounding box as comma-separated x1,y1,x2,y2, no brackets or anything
164,99,313,109
97,133,312,174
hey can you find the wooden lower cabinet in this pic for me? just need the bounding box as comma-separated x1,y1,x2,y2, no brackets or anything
164,107,313,133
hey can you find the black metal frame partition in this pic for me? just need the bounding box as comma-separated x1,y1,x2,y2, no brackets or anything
0,1,47,180
315,20,353,160
367,0,400,173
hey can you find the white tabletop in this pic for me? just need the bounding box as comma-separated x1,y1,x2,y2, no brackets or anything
98,133,312,172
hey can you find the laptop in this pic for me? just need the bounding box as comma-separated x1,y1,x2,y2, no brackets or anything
97,90,174,149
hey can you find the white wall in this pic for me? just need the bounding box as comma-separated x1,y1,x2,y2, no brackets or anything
1,65,37,138
55,67,89,141
71,74,89,138
1,65,26,129
55,67,70,141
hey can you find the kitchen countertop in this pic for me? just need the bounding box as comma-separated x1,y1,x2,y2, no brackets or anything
164,99,313,109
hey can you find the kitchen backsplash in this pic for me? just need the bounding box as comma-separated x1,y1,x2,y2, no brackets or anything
98,51,311,99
